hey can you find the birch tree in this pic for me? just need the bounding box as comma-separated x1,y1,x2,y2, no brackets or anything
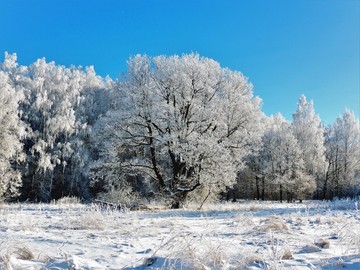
4,55,109,201
324,110,360,198
0,55,26,199
292,95,326,198
259,114,315,201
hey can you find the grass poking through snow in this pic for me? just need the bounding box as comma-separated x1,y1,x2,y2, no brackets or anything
0,199,359,269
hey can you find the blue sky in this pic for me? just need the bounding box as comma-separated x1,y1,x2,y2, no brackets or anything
1,0,359,124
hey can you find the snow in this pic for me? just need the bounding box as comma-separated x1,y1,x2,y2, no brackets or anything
0,200,359,269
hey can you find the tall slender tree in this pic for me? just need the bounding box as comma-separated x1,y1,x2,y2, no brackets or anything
292,95,326,198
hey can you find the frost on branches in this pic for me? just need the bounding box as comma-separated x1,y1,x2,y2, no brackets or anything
0,52,359,204
261,114,316,202
324,110,360,198
0,53,110,201
292,95,326,198
93,54,263,208
0,55,26,199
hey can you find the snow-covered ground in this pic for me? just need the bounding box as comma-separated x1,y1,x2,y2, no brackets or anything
1,199,359,270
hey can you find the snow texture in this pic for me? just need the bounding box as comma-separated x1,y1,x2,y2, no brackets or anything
0,199,359,269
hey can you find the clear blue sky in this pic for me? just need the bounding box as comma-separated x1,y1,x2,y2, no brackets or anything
1,0,359,124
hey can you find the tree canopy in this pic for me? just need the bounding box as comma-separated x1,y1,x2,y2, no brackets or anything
0,52,359,205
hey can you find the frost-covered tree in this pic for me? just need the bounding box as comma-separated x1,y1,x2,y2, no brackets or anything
259,114,316,202
238,116,270,201
73,67,112,198
324,110,360,198
92,54,263,207
0,58,26,199
292,95,326,198
2,53,110,201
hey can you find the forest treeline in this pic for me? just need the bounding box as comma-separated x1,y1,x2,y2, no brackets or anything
0,53,359,207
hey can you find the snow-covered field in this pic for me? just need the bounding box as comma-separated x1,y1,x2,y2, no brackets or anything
1,200,359,270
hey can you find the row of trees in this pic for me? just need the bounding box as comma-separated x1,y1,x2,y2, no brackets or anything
0,52,111,201
236,98,360,202
0,52,359,207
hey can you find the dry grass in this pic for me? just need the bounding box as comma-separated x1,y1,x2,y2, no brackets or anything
185,200,272,212
336,221,360,254
157,232,230,269
233,214,255,230
0,242,35,270
237,254,264,268
248,203,261,212
281,248,293,260
0,254,10,270
256,216,289,232
9,246,34,260
0,242,34,261
17,216,38,232
315,239,330,249
55,196,81,205
0,200,359,269
71,213,105,230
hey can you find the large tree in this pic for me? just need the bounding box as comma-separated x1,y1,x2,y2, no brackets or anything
92,54,263,207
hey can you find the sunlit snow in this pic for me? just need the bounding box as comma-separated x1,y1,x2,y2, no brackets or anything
1,199,359,269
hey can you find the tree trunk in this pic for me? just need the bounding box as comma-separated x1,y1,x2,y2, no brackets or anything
170,182,201,209
255,176,260,200
334,146,339,198
147,124,165,189
323,161,331,199
198,189,212,210
170,192,187,209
